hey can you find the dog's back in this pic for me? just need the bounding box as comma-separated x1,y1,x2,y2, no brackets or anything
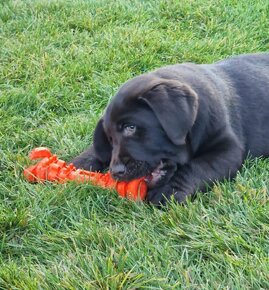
215,53,269,157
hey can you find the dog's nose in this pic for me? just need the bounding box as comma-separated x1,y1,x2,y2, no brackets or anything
110,163,126,179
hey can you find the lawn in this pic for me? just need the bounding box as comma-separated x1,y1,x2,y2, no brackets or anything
0,0,269,289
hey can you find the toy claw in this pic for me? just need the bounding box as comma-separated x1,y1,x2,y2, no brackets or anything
24,147,147,201
29,147,52,159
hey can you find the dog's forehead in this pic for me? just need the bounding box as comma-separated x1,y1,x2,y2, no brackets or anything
103,74,161,127
116,74,161,101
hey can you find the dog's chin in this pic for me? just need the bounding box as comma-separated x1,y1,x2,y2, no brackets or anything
144,161,168,189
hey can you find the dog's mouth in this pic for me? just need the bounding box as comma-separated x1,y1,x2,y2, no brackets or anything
112,160,168,188
144,161,167,188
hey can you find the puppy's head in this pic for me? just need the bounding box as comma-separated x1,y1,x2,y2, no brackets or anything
93,74,198,187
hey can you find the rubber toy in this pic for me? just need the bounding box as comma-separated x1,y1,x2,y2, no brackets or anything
24,147,147,201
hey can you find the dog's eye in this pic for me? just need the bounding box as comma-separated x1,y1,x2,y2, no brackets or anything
123,124,136,136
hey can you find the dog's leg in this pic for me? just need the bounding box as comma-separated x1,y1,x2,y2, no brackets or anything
71,118,112,172
146,134,244,205
71,146,109,172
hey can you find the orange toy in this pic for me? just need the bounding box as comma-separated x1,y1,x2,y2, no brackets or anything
24,147,147,201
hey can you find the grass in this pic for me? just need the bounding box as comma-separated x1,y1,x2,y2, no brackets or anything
0,0,269,288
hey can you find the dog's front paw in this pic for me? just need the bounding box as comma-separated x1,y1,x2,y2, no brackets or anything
146,184,173,206
71,155,106,172
146,185,190,206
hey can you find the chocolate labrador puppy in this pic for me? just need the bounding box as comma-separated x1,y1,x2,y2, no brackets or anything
72,53,269,205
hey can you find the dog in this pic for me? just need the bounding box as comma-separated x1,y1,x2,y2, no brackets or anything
71,53,269,205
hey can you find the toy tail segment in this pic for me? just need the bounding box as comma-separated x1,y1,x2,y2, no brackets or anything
24,147,147,201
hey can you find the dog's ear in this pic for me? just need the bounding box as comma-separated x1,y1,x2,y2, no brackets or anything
93,118,112,163
140,80,198,145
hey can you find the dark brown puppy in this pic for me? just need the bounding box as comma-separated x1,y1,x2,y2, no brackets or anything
72,53,269,205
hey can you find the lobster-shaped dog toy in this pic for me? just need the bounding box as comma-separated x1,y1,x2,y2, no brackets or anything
24,147,147,201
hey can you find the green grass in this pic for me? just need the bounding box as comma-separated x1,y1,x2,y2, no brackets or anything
1,0,269,289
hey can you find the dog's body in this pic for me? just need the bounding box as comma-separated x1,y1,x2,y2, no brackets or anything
72,53,269,205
